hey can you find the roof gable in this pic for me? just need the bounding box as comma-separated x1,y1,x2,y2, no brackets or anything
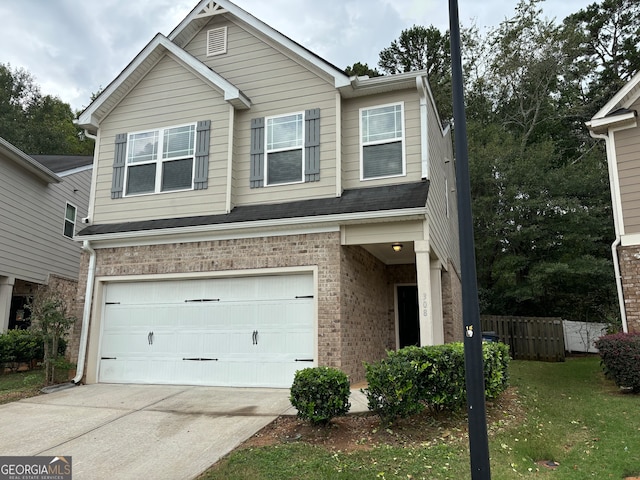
591,69,640,121
169,0,350,89
0,137,60,184
77,33,250,130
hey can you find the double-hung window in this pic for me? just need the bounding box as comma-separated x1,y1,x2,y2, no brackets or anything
63,203,76,238
125,124,196,195
265,113,304,185
360,103,405,180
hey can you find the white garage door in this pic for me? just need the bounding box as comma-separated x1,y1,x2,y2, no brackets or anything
98,274,315,387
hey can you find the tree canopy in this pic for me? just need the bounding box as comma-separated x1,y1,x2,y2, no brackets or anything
353,0,638,324
0,63,93,155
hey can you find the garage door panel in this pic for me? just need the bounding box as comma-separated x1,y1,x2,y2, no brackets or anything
100,273,314,387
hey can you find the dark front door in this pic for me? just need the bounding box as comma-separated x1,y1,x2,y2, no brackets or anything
397,285,419,348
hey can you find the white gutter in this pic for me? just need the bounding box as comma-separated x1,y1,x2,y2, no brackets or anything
73,241,97,383
590,130,629,333
417,76,429,179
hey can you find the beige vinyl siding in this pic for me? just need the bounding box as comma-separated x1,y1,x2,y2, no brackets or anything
341,90,423,189
92,55,230,223
184,17,337,207
424,98,459,271
615,123,640,234
342,221,425,244
0,160,90,284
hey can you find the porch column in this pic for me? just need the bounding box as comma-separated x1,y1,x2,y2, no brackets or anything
415,240,434,346
430,260,444,344
0,276,15,332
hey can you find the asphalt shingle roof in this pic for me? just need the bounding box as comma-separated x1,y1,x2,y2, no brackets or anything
78,180,429,237
30,155,93,173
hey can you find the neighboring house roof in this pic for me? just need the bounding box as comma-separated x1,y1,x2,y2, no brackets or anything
77,181,430,237
0,136,60,184
77,33,251,130
30,155,93,175
591,70,640,120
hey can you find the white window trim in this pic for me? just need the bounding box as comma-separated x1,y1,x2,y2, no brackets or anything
359,101,406,181
123,122,197,197
264,111,306,187
63,202,77,239
206,26,228,56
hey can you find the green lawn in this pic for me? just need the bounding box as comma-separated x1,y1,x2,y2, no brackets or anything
202,357,640,479
0,369,45,405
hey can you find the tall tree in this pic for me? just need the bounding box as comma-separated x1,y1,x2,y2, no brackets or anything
344,62,381,78
0,63,93,155
465,0,618,322
378,25,452,121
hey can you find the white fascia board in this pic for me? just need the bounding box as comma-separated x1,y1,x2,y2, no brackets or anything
620,233,640,247
585,111,637,131
77,34,249,129
169,0,350,89
0,137,60,183
592,69,640,120
76,207,428,245
58,164,93,177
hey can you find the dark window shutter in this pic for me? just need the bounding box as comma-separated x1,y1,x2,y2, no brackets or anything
250,117,265,188
194,120,211,190
304,108,320,182
111,133,127,199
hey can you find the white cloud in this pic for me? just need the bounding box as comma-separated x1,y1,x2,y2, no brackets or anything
0,0,595,111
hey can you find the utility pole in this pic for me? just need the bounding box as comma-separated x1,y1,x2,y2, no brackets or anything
448,0,492,478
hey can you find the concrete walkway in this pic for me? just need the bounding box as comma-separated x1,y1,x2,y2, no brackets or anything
0,384,370,480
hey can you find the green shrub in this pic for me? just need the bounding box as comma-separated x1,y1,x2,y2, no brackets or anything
595,333,640,392
363,352,425,425
0,330,44,366
290,367,351,425
483,341,511,399
363,342,511,423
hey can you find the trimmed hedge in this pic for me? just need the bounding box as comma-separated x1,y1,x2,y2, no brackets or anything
0,330,67,368
595,333,640,392
363,342,510,423
290,366,351,425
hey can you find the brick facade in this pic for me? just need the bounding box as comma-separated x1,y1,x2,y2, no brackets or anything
617,246,640,332
442,261,463,342
71,232,463,384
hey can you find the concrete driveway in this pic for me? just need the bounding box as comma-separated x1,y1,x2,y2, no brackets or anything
0,384,293,480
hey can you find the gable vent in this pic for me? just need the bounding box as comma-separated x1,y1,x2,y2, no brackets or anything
207,26,227,56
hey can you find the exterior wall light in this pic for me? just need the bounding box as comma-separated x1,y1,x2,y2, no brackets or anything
391,243,403,252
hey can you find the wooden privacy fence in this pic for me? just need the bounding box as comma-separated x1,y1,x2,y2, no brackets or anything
481,315,565,362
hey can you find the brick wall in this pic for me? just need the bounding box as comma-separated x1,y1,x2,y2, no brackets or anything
71,233,343,368
618,246,640,333
442,261,463,342
340,246,395,383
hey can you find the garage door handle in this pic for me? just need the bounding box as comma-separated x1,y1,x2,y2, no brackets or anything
295,359,314,362
148,331,154,345
252,330,259,345
183,357,219,361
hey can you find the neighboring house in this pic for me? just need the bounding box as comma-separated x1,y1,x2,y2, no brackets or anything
0,137,92,332
73,0,462,388
586,71,640,334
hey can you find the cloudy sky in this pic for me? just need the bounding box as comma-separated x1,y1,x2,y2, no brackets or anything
0,0,595,111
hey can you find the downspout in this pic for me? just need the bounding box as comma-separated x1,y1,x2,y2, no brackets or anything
73,240,97,383
590,130,629,333
417,76,429,179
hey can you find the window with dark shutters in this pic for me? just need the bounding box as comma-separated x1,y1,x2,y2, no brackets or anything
250,109,320,188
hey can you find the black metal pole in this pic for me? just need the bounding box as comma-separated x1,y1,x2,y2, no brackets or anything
448,0,491,478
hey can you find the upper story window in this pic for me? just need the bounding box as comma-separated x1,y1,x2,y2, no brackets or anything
360,102,405,180
125,124,196,196
63,202,76,238
266,113,304,185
